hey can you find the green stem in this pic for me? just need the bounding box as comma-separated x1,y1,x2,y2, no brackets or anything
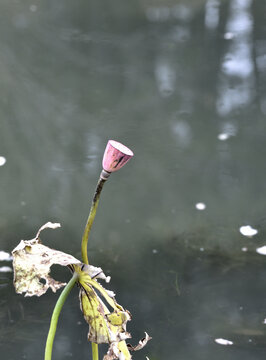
81,176,106,265
81,175,106,360
44,272,79,360
92,342,99,360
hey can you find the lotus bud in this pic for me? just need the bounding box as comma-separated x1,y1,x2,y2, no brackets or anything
101,140,134,180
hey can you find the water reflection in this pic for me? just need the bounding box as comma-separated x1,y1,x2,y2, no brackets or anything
146,4,192,23
1,0,266,359
0,156,6,167
205,0,220,30
0,266,12,273
171,120,192,148
215,337,234,345
155,58,176,97
0,251,12,261
217,121,237,142
217,0,254,115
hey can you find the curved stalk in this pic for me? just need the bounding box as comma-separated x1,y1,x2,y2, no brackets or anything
81,175,107,360
44,272,79,360
81,176,106,265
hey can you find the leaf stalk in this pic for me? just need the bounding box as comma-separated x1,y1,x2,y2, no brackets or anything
44,272,79,360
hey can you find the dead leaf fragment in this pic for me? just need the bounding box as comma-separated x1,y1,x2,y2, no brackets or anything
127,332,152,351
104,340,132,360
72,264,151,360
104,332,152,360
12,222,81,297
35,222,61,239
73,264,131,344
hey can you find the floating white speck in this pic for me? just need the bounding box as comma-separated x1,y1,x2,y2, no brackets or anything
200,247,205,252
215,338,233,346
195,203,206,210
0,251,12,261
152,249,158,254
224,32,235,40
0,266,12,273
239,225,258,237
241,247,248,252
0,156,6,166
256,246,266,255
218,133,230,141
263,319,266,324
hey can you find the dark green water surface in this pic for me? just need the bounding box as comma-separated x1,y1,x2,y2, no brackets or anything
1,0,266,359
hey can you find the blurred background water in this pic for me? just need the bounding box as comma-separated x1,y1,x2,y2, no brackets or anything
1,0,266,359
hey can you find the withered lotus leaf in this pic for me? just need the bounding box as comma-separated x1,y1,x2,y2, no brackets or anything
72,264,151,360
12,222,80,297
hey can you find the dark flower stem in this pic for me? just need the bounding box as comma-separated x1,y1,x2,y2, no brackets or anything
81,176,106,265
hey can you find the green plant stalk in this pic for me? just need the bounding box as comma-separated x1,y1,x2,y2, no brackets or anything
91,342,99,360
81,176,107,360
44,272,79,360
81,176,106,265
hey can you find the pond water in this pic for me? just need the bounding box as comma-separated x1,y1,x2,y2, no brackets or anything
1,0,266,359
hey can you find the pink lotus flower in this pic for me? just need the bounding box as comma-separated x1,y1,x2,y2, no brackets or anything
102,140,134,176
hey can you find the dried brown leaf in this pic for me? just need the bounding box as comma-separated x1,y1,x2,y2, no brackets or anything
74,265,151,360
12,222,81,296
127,332,152,351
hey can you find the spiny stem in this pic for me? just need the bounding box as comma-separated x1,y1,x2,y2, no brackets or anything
81,176,106,265
44,272,79,360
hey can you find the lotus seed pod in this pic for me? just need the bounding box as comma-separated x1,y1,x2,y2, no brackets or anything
102,140,134,176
